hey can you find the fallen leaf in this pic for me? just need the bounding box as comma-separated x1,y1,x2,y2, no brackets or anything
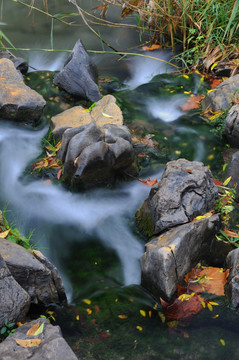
222,229,239,238
33,323,44,336
139,310,146,317
142,44,161,51
15,339,42,348
213,179,223,186
57,168,63,180
136,325,143,331
0,230,10,238
118,315,128,319
102,112,113,118
26,322,40,336
138,177,158,186
181,95,204,111
83,299,91,305
193,210,214,221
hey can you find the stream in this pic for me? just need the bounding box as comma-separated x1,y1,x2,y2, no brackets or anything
1,1,239,359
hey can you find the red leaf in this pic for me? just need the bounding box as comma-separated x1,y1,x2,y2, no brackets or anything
57,169,62,180
213,178,223,186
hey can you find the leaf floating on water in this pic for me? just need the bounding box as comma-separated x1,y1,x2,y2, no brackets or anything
139,310,146,317
181,94,204,111
142,44,161,51
16,339,42,348
220,339,226,346
83,299,91,305
136,326,143,331
26,322,40,336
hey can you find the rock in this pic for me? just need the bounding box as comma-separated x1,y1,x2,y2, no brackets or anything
0,238,67,306
50,95,123,141
0,254,30,328
202,74,239,112
90,95,123,126
59,121,138,189
136,158,218,238
224,150,239,201
0,50,28,74
141,214,220,302
0,58,46,122
226,248,239,309
0,317,78,360
225,104,239,147
54,39,100,102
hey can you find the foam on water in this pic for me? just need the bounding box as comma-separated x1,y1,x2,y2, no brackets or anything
146,95,187,122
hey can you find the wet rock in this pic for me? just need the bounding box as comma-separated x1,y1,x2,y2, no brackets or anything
54,39,100,102
202,74,239,112
141,214,220,302
58,121,138,189
0,58,46,122
225,104,239,147
0,50,28,74
0,254,30,328
50,95,123,141
224,150,239,201
0,317,78,360
0,238,67,306
226,248,239,309
136,158,218,238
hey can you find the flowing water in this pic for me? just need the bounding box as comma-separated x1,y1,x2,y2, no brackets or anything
0,1,239,359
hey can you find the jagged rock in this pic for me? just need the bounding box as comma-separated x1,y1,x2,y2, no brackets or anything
224,150,239,201
50,95,123,141
54,39,100,102
0,254,30,328
0,238,67,306
225,104,239,147
0,50,28,74
0,317,78,360
136,158,218,238
141,214,220,302
226,248,239,309
202,74,239,112
0,58,46,122
58,121,138,189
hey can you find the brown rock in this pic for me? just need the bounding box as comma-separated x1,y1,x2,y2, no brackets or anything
91,95,123,126
0,58,46,122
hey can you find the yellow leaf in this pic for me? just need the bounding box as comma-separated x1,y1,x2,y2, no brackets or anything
76,315,80,321
139,310,146,317
102,112,113,118
136,326,143,331
213,314,219,319
207,89,217,94
26,322,40,336
118,315,128,319
194,211,213,221
220,339,226,346
158,311,166,323
82,299,91,305
184,91,191,94
208,301,219,306
201,301,206,308
85,308,92,315
207,303,213,311
33,323,44,336
223,176,232,186
0,230,10,238
16,339,42,348
211,62,218,71
148,311,152,318
182,74,189,79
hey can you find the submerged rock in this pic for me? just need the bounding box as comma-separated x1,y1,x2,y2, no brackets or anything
0,58,46,122
58,121,138,189
0,238,67,306
0,254,30,328
202,74,239,112
50,95,123,141
0,317,78,360
141,214,220,302
136,158,218,238
54,39,100,102
225,104,239,147
226,248,239,309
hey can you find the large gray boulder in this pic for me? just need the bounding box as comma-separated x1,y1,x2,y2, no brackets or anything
202,74,239,112
0,58,46,122
226,248,239,309
225,104,239,147
58,121,138,189
141,214,220,302
136,158,218,238
0,239,67,306
0,317,78,360
0,254,30,328
54,39,100,102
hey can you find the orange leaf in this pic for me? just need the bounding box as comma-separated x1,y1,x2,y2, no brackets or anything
185,267,229,296
138,177,158,186
181,95,204,111
213,179,223,186
26,322,40,336
118,315,128,319
15,339,42,348
57,168,63,180
142,44,162,51
121,7,133,18
222,228,239,238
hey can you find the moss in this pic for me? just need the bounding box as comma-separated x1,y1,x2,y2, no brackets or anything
135,200,154,239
